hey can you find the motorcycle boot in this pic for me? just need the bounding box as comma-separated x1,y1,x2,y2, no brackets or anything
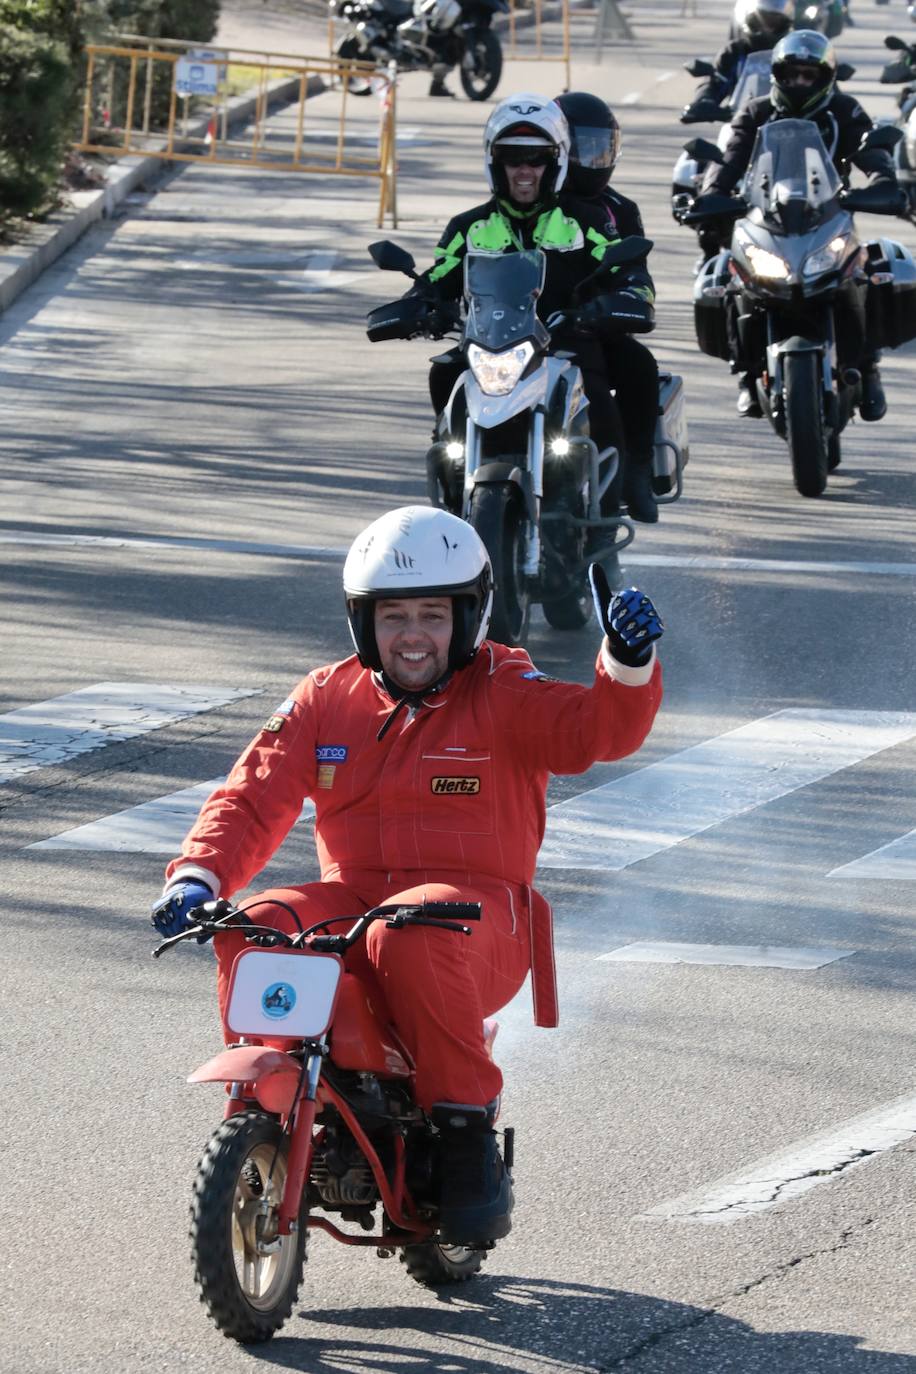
736,373,762,418
622,457,658,524
859,362,887,422
429,62,455,96
432,1102,513,1244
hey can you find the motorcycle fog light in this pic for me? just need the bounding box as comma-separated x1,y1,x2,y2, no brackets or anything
468,341,534,397
745,243,792,281
803,4,818,16
550,437,571,456
445,440,464,460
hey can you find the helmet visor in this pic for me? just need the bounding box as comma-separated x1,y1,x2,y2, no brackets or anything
493,142,557,168
568,126,617,169
777,61,822,88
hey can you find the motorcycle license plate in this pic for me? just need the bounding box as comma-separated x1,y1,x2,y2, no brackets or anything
226,949,342,1038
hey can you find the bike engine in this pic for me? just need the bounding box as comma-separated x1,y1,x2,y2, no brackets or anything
310,1125,378,1208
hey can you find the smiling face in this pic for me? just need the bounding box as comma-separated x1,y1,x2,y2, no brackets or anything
505,159,547,205
375,597,453,691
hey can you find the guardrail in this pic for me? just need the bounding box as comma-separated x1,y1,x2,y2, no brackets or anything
76,38,399,226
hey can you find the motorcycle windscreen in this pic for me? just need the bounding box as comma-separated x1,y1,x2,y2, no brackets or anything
743,120,842,233
730,51,772,113
463,249,546,349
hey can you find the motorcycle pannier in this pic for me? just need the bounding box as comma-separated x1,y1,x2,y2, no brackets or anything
864,238,916,351
653,372,689,498
692,251,731,361
367,294,430,342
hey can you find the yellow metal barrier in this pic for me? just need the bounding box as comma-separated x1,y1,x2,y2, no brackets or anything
76,39,399,226
504,0,571,92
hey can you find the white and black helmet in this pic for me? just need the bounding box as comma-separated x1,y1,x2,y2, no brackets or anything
343,506,494,672
484,93,570,202
741,0,793,39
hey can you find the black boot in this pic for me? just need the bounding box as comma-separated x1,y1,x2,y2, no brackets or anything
859,365,886,422
432,1103,513,1245
622,462,658,524
736,373,762,417
428,64,455,97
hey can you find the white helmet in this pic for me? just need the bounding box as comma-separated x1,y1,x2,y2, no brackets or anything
343,506,494,672
484,93,570,201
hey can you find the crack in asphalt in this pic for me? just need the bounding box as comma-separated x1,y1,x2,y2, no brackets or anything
597,1220,875,1370
687,1147,883,1220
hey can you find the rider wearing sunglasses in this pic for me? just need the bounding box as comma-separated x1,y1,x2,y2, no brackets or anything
417,93,658,526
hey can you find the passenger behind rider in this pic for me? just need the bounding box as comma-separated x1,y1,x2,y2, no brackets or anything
419,93,660,524
555,92,661,527
693,30,901,420
150,506,664,1247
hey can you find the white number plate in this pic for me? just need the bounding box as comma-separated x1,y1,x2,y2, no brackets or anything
226,949,342,1038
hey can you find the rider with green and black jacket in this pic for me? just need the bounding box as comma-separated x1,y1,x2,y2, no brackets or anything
419,93,658,523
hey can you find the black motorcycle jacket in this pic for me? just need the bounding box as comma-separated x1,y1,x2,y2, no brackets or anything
704,90,897,196
417,193,655,325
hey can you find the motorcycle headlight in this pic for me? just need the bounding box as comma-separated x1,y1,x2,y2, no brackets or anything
467,341,535,397
744,243,792,281
803,4,819,16
803,235,849,278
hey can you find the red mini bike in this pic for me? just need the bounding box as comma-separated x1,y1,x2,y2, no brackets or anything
154,898,513,1343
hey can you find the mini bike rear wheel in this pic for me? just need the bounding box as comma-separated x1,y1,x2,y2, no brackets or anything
400,1240,484,1287
190,1111,306,1344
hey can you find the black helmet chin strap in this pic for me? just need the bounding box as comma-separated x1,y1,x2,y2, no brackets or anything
374,669,453,742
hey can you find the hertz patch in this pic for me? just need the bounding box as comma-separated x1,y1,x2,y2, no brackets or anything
264,715,286,733
431,776,480,795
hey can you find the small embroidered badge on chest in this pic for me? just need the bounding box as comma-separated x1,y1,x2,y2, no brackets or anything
317,765,336,790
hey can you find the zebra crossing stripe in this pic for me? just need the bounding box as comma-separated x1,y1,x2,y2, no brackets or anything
28,780,315,851
0,684,257,786
828,827,916,880
537,709,916,871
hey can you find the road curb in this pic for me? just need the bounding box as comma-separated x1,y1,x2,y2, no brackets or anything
0,72,321,317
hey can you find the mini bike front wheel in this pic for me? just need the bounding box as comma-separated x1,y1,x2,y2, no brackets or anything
190,1111,306,1344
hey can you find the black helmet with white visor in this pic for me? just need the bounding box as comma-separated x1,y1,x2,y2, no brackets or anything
343,506,494,674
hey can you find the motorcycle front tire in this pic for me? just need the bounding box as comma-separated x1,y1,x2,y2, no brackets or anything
190,1110,307,1344
542,573,593,630
783,351,829,497
459,29,502,100
468,482,531,646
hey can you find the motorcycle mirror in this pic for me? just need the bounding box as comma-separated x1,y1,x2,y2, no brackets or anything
880,59,913,82
595,234,654,273
860,123,904,151
884,34,907,50
836,61,856,81
683,137,725,165
368,240,418,277
685,57,716,77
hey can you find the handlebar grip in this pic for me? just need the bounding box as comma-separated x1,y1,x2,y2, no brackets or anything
422,901,482,921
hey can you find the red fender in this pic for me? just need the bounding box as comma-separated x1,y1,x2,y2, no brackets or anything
188,1045,300,1117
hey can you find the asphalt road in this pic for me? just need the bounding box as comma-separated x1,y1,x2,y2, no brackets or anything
1,2,915,1370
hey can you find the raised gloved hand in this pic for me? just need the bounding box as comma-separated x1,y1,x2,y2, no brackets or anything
588,565,664,667
151,880,213,938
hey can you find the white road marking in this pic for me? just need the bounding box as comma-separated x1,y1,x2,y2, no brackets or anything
646,1089,916,1223
536,709,916,871
0,684,257,786
29,778,316,851
598,942,854,970
620,71,675,106
4,529,916,579
828,827,916,880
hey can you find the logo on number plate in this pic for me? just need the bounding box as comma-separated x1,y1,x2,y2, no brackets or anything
261,982,296,1018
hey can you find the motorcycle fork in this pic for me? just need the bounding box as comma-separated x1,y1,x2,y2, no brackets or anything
277,1039,326,1235
463,410,543,579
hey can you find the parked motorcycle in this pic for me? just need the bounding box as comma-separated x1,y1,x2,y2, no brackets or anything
684,120,913,496
366,238,688,647
331,0,506,100
155,896,508,1342
880,34,916,222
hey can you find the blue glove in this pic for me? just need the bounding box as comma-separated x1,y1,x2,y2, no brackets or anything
151,880,213,938
588,565,664,667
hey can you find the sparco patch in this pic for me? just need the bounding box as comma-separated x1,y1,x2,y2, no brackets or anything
431,776,481,795
316,744,348,763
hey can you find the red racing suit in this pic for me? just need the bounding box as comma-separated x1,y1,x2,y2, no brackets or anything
165,638,662,1109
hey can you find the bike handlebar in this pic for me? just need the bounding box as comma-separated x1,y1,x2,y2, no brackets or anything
152,897,482,959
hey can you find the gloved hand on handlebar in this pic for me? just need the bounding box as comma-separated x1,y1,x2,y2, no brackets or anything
588,565,664,667
151,880,213,938
679,99,726,125
574,290,656,335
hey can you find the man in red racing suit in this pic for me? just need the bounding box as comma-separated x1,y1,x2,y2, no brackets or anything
152,505,663,1244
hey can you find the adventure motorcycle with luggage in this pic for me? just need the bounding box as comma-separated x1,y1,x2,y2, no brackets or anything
879,33,916,223
331,0,506,100
366,237,688,647
155,896,510,1343
684,119,914,496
